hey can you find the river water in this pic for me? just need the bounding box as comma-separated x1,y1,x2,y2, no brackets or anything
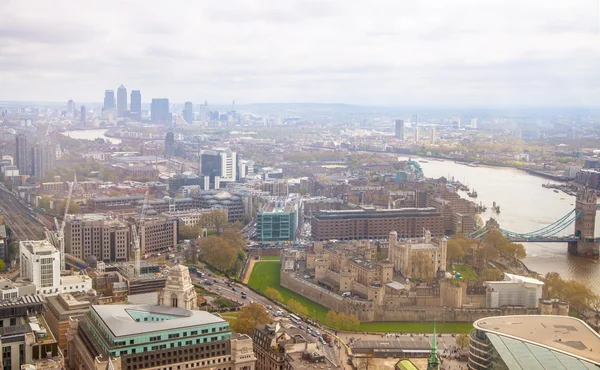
62,129,122,144
408,158,600,291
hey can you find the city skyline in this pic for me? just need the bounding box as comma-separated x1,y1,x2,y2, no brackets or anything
0,1,598,107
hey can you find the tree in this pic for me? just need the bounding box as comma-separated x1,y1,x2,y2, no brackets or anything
264,287,284,303
326,310,338,328
542,272,594,312
0,259,5,272
179,224,200,240
325,310,360,331
199,236,237,272
56,200,80,215
456,333,470,349
482,268,503,281
287,299,308,317
231,303,271,335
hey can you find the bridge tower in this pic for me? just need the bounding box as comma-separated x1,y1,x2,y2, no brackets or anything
568,187,599,258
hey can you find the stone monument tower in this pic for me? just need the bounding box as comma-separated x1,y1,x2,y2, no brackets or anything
158,264,198,310
568,187,599,258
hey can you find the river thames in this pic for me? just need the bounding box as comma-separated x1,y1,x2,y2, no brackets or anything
409,158,600,292
62,128,122,144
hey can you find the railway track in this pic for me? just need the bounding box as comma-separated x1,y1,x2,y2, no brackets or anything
0,190,45,241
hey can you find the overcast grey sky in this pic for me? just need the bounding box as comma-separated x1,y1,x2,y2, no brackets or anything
1,0,599,107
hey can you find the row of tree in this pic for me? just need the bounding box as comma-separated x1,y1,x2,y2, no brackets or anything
447,231,526,269
325,310,360,331
542,272,597,313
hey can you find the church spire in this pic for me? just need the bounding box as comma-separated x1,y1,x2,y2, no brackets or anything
427,324,440,370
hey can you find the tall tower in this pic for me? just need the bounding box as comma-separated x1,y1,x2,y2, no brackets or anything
395,119,404,140
157,264,198,310
117,85,127,117
103,90,115,109
165,132,175,158
183,101,193,123
130,90,142,121
15,133,30,175
568,187,599,258
427,324,440,370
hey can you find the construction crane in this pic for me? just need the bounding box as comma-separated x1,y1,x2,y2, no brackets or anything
132,189,150,277
55,174,76,272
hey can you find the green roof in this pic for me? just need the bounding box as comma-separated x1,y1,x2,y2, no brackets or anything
395,359,419,370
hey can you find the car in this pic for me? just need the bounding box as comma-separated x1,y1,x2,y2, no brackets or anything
213,279,218,283
306,327,312,333
314,331,320,337
311,332,318,337
266,305,272,310
231,287,237,292
241,295,247,299
298,325,304,330
227,283,232,287
328,342,334,347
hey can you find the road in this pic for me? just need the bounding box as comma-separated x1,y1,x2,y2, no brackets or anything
190,269,341,367
0,188,46,240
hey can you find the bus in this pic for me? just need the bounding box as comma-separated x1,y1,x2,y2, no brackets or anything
289,314,302,324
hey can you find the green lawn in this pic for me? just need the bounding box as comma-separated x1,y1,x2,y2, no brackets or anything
451,264,478,281
260,256,281,261
248,262,330,322
359,322,472,333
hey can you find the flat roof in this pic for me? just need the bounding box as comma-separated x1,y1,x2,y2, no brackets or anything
92,304,226,338
474,315,600,365
313,207,440,220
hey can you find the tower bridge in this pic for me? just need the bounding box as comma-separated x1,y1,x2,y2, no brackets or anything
468,188,599,258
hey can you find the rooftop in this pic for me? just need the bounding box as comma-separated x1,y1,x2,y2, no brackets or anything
92,304,226,337
474,315,600,365
20,239,58,255
313,207,440,220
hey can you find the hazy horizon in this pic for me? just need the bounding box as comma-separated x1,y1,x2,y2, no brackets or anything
1,0,599,108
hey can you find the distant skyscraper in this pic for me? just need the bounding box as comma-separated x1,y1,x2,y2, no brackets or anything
130,90,142,121
411,114,418,125
395,119,404,141
81,106,86,127
151,98,170,124
31,144,55,179
15,134,29,175
414,127,420,143
430,127,436,144
67,100,75,118
117,85,127,117
471,118,478,129
165,132,175,158
183,101,193,124
103,90,115,109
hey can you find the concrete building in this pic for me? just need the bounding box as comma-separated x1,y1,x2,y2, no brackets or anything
163,209,226,227
157,264,198,310
44,293,93,351
193,191,247,223
311,208,444,241
395,119,404,140
31,144,55,179
164,132,175,158
138,217,177,256
388,230,447,279
117,84,127,118
0,295,60,370
256,198,298,242
20,239,93,296
183,101,193,124
66,304,256,370
253,322,331,370
468,315,600,370
484,273,544,308
65,214,131,263
104,90,116,109
130,90,142,121
19,240,60,296
151,98,170,124
15,133,30,176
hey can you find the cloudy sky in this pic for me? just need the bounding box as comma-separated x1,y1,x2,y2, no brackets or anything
1,0,599,107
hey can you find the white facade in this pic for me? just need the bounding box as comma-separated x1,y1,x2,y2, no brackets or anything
19,240,61,296
2,166,19,177
219,149,237,182
60,274,93,294
485,273,544,308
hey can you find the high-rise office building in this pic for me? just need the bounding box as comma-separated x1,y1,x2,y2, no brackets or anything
80,105,86,127
103,90,115,109
414,127,420,143
130,90,141,121
67,100,75,118
151,98,170,124
31,144,55,179
165,132,175,158
430,127,436,143
395,119,404,140
64,214,131,263
15,133,29,175
471,117,478,129
183,101,194,123
117,84,127,117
